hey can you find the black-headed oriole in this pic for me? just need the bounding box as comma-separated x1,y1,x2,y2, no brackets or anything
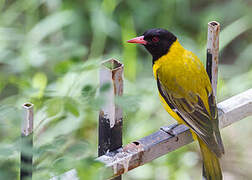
127,28,224,180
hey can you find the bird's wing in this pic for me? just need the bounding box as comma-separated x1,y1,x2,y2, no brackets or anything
157,75,224,157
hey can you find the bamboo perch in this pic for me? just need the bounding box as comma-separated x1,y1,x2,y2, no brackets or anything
96,88,252,179
21,103,34,180
52,89,252,180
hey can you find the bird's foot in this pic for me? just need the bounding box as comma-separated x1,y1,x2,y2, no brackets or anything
160,123,180,137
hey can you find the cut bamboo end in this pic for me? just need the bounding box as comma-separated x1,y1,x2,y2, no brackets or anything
22,102,34,136
102,59,123,71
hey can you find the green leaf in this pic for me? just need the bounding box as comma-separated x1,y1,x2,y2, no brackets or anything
32,72,47,98
54,60,74,74
46,98,64,117
81,84,96,98
64,98,80,117
28,11,75,44
65,141,88,158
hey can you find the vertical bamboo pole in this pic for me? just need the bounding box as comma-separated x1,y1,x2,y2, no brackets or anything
206,21,220,96
21,103,34,180
99,59,123,180
204,21,220,180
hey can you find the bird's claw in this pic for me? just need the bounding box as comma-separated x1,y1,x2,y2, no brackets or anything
160,123,180,137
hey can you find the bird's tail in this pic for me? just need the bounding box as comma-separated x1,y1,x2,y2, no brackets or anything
198,137,222,180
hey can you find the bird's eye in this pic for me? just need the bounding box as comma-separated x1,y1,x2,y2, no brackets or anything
152,36,159,43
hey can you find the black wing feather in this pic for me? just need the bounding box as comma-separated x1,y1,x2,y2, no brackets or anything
157,76,224,157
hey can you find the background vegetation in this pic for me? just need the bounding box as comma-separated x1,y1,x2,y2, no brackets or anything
0,0,251,179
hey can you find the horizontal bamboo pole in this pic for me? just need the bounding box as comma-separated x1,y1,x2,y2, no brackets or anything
96,88,252,179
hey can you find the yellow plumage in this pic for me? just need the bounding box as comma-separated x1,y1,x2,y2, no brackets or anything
153,40,211,138
153,40,224,180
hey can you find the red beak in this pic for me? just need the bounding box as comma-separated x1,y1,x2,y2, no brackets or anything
127,36,147,45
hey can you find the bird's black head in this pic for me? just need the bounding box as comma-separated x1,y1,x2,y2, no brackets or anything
127,28,177,63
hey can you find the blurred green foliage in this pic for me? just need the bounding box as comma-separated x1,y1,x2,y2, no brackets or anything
0,0,251,179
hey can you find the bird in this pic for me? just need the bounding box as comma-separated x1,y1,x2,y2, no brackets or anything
127,28,225,180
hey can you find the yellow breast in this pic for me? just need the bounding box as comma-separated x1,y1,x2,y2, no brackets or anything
153,40,212,112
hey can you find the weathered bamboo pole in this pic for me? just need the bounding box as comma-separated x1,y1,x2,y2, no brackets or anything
206,21,220,97
21,103,34,180
99,59,124,180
